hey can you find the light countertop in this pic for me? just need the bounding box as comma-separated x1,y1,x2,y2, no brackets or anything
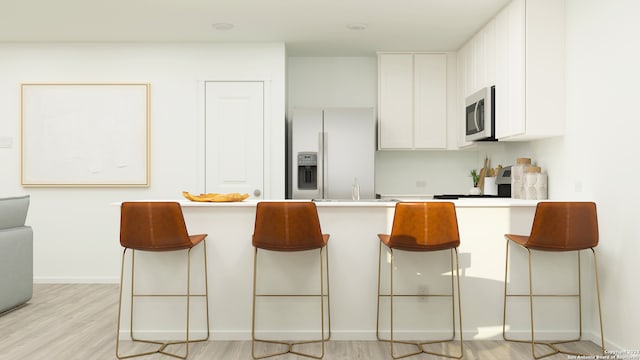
171,198,540,208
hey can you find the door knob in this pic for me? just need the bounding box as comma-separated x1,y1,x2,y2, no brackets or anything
253,189,261,197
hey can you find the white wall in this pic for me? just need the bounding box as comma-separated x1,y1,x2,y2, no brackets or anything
287,56,481,196
561,0,639,349
375,150,481,195
0,43,286,282
493,0,640,350
287,57,378,113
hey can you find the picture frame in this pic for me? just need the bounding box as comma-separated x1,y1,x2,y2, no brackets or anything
20,83,150,187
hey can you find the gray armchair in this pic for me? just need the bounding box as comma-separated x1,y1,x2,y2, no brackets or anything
0,195,33,314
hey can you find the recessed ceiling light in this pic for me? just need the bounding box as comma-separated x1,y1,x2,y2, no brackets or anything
212,23,234,31
346,23,367,30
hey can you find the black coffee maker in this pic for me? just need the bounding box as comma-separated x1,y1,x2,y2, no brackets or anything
495,166,512,197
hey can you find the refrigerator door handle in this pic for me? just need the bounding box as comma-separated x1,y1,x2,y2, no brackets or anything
322,131,328,199
317,131,325,199
316,132,324,199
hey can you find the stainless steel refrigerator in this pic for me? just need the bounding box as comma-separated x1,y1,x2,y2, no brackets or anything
290,107,375,200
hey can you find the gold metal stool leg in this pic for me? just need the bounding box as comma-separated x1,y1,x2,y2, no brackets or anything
503,240,560,359
503,240,606,359
116,248,166,359
377,243,463,359
115,241,210,359
251,246,330,359
592,249,605,356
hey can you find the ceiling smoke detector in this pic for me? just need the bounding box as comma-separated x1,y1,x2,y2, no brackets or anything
346,23,367,30
212,23,234,31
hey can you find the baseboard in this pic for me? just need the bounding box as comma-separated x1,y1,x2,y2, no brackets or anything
497,329,616,353
34,277,119,284
584,331,624,353
118,330,210,341
132,330,585,342
118,328,615,349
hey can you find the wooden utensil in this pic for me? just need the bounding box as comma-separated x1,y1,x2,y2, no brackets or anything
478,157,489,194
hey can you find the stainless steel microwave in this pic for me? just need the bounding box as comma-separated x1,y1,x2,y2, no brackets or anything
465,86,495,142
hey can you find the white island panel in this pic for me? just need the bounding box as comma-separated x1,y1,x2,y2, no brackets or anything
116,200,598,342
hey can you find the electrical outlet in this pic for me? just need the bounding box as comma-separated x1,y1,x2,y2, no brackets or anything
418,285,428,302
416,180,426,188
574,181,583,193
0,137,12,148
458,252,471,270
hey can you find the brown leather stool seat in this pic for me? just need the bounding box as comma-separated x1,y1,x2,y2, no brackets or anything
503,202,605,359
251,202,330,359
116,202,210,359
376,202,463,359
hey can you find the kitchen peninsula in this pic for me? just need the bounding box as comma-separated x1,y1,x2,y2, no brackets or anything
116,199,598,343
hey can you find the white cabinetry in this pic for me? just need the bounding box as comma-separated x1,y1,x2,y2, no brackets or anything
456,43,473,148
458,42,471,99
460,18,497,100
482,19,496,91
378,52,447,149
457,19,497,147
495,0,565,140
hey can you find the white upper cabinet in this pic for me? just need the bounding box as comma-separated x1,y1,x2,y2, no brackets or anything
456,43,473,148
414,54,447,149
378,52,447,150
456,18,496,148
494,0,565,140
460,18,497,100
483,19,497,91
378,53,414,149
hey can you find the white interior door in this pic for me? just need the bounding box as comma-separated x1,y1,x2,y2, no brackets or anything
205,81,264,198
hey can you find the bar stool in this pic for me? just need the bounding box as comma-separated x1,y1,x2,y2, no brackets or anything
503,202,605,359
377,202,463,359
251,201,330,359
116,202,210,359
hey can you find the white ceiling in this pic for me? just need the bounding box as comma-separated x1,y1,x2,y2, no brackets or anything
0,0,510,56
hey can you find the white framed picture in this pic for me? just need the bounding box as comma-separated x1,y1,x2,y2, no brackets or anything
20,83,150,187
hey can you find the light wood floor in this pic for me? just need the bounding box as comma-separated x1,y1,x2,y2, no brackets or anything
0,284,603,360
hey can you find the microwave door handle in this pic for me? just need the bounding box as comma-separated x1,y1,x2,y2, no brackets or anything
474,101,481,131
